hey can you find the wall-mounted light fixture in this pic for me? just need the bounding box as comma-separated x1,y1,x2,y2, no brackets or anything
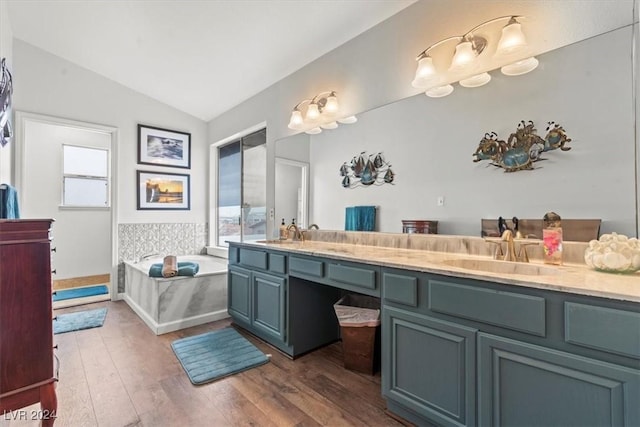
287,91,357,134
412,15,538,98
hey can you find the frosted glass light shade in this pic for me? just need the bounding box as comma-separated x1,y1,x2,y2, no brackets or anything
450,41,476,71
320,121,338,129
412,56,438,88
306,103,320,120
305,127,322,135
324,94,339,113
425,84,454,98
338,116,358,124
501,57,539,76
459,72,491,88
496,21,527,56
287,110,304,129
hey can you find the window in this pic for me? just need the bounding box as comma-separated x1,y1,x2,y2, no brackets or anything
216,128,266,246
62,144,109,207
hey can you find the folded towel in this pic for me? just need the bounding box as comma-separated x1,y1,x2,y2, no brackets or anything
149,261,200,278
345,205,376,231
162,255,178,278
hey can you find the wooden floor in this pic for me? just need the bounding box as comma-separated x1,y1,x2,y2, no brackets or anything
1,301,406,427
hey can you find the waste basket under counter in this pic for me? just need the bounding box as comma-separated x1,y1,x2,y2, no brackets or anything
334,294,381,374
402,220,438,234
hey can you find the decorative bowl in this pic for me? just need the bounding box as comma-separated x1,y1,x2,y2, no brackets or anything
584,233,640,274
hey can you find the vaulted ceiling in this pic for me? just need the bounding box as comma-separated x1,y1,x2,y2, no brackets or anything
6,0,416,121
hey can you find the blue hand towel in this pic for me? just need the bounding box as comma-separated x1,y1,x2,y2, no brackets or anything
345,206,376,231
345,207,358,231
357,206,376,231
0,184,19,219
149,262,200,278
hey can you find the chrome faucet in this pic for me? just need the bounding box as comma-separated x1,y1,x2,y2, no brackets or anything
287,223,304,241
137,253,159,263
501,229,517,262
308,224,320,230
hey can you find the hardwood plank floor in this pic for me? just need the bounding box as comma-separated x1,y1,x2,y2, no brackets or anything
1,301,407,427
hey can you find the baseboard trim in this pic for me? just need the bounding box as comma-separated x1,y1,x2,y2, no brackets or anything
122,294,229,335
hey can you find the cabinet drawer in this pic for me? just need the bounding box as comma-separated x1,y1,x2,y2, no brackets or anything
565,302,640,359
239,248,267,270
328,263,377,290
428,280,546,337
290,256,324,278
268,253,287,275
383,272,418,307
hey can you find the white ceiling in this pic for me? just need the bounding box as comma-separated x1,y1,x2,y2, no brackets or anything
6,0,416,121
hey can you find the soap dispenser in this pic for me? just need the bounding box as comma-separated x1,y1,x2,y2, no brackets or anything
543,211,563,265
279,218,287,240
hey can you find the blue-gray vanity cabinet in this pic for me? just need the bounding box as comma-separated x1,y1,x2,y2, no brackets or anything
228,265,287,342
382,306,477,427
478,333,640,427
228,244,291,354
228,244,342,358
381,266,640,427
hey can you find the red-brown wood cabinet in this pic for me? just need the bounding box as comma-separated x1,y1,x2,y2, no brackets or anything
0,219,57,426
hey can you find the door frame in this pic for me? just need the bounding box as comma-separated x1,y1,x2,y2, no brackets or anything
14,111,119,301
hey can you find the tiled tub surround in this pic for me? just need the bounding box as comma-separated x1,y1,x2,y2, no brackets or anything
123,255,229,335
252,231,640,302
117,222,208,292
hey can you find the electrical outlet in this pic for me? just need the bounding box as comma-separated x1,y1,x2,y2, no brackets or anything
437,196,445,207
269,208,275,220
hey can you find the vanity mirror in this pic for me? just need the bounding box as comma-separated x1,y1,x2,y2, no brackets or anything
273,21,639,240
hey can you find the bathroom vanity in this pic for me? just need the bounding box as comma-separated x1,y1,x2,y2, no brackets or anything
227,236,640,427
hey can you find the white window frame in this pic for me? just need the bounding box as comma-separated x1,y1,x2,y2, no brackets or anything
61,143,111,209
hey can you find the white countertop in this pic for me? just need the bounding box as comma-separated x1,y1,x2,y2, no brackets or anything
238,240,640,303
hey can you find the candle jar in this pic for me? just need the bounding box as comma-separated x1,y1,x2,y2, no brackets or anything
543,212,563,265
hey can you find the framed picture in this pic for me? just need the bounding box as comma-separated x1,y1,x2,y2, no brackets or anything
138,124,191,169
137,170,190,210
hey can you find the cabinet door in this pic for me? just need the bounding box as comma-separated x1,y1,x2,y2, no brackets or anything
252,272,286,342
382,306,477,427
478,333,640,427
228,265,251,325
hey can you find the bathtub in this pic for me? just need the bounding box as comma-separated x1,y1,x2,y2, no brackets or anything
123,255,229,335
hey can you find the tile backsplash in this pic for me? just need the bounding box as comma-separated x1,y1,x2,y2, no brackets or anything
117,222,207,292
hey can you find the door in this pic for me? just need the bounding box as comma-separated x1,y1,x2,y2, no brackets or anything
252,271,286,342
228,265,251,326
16,113,115,298
382,306,477,427
478,333,640,426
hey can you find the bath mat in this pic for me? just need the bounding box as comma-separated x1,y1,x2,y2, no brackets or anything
171,327,269,385
53,285,108,302
53,307,108,334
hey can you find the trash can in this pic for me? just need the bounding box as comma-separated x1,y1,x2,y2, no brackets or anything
333,294,381,374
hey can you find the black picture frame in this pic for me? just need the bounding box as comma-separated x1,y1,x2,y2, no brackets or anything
137,170,190,210
137,124,191,169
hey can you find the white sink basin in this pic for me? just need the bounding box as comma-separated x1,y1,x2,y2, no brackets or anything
442,259,560,276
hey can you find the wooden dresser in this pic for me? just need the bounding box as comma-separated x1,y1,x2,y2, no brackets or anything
401,220,438,234
0,219,57,426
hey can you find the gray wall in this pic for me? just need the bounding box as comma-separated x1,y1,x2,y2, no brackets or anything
310,28,635,237
13,40,208,224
